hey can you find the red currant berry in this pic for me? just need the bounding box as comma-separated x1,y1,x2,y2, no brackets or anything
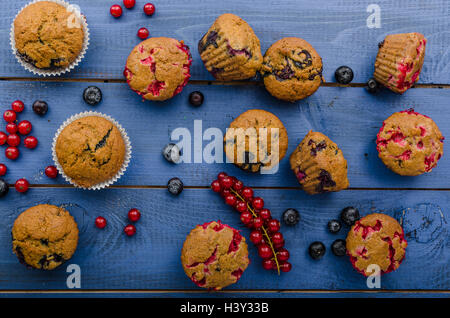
95,216,107,229
271,232,284,245
123,0,135,9
17,120,32,135
258,243,273,259
137,27,149,39
211,180,221,192
143,3,155,16
124,224,136,236
24,136,38,149
252,197,264,209
274,240,285,249
217,172,228,181
6,123,18,134
220,188,231,198
110,4,123,18
6,134,20,147
3,110,16,123
267,219,280,233
277,248,290,262
240,211,253,224
232,180,244,191
45,165,58,178
0,164,7,176
225,194,237,206
262,259,276,270
15,178,29,193
5,147,19,160
11,100,24,113
0,132,7,145
252,216,264,229
241,187,253,200
249,230,263,245
235,201,247,213
259,208,271,221
128,208,141,222
279,261,292,273
220,176,233,189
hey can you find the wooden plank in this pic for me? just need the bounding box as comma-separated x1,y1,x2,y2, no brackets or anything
1,0,450,83
0,81,449,188
0,188,448,291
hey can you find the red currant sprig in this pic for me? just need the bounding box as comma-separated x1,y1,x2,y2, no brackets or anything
211,172,291,274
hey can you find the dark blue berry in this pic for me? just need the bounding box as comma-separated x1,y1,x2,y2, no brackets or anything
162,143,181,164
189,91,204,106
0,178,9,197
331,239,347,256
335,66,354,84
327,219,342,234
309,241,326,260
168,177,183,195
83,86,103,106
282,208,300,226
366,78,379,93
340,206,360,226
32,100,48,116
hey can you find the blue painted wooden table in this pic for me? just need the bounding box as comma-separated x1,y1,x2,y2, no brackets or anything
0,0,448,298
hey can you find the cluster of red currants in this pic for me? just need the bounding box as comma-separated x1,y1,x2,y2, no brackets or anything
110,1,156,40
211,172,292,273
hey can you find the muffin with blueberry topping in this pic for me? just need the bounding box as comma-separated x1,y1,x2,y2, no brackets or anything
289,131,348,194
260,37,323,102
198,13,263,80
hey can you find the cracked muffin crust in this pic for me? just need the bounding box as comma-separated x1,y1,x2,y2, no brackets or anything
198,13,263,81
124,37,192,101
224,109,288,173
13,1,85,70
374,33,426,94
346,213,407,276
12,204,79,270
181,221,249,290
55,116,126,188
376,109,444,176
260,37,323,102
289,131,349,194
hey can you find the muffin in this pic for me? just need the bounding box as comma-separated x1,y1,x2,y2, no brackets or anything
198,13,263,80
346,213,407,276
13,1,85,70
12,204,79,270
289,131,349,194
124,37,192,101
260,37,323,102
181,221,249,290
376,109,444,176
55,115,127,188
224,109,288,173
374,33,427,94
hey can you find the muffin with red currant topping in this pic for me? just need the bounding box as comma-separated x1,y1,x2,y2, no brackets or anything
346,213,407,276
181,221,249,290
376,109,444,176
198,13,263,80
289,131,349,194
374,33,426,94
224,109,289,173
260,37,323,102
124,37,192,101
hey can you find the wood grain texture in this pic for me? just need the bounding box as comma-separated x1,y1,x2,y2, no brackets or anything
0,0,450,83
0,81,449,188
0,188,448,291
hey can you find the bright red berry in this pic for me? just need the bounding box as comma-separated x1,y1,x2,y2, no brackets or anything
259,208,271,221
220,188,231,198
15,178,29,193
241,187,253,200
240,211,253,224
11,100,25,113
3,110,16,123
24,136,38,149
277,248,290,262
45,165,58,178
128,208,141,222
267,219,280,233
252,197,264,209
258,243,273,259
0,164,7,176
225,194,237,206
17,120,32,135
110,4,123,17
232,180,244,191
211,180,221,192
123,0,135,9
279,261,292,273
252,216,264,229
235,201,247,213
143,3,155,16
262,259,276,270
271,232,284,245
274,240,285,249
124,224,136,236
6,134,20,147
217,172,227,181
0,132,7,145
95,216,107,229
137,27,149,39
5,147,19,160
249,230,263,245
220,176,233,189
6,123,18,134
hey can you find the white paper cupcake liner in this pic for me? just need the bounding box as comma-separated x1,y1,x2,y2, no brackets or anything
10,0,90,76
52,111,132,190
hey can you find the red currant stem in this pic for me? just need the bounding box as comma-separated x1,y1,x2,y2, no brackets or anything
230,188,280,275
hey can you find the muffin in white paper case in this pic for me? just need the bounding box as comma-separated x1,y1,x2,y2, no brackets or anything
52,112,132,190
10,0,90,76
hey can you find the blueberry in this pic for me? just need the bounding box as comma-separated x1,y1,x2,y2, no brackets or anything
168,177,183,195
83,86,103,106
335,66,354,84
340,206,360,226
366,78,379,93
327,219,342,234
331,239,347,256
309,241,326,260
0,178,9,198
282,208,300,226
189,91,204,107
162,143,181,164
32,100,48,116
